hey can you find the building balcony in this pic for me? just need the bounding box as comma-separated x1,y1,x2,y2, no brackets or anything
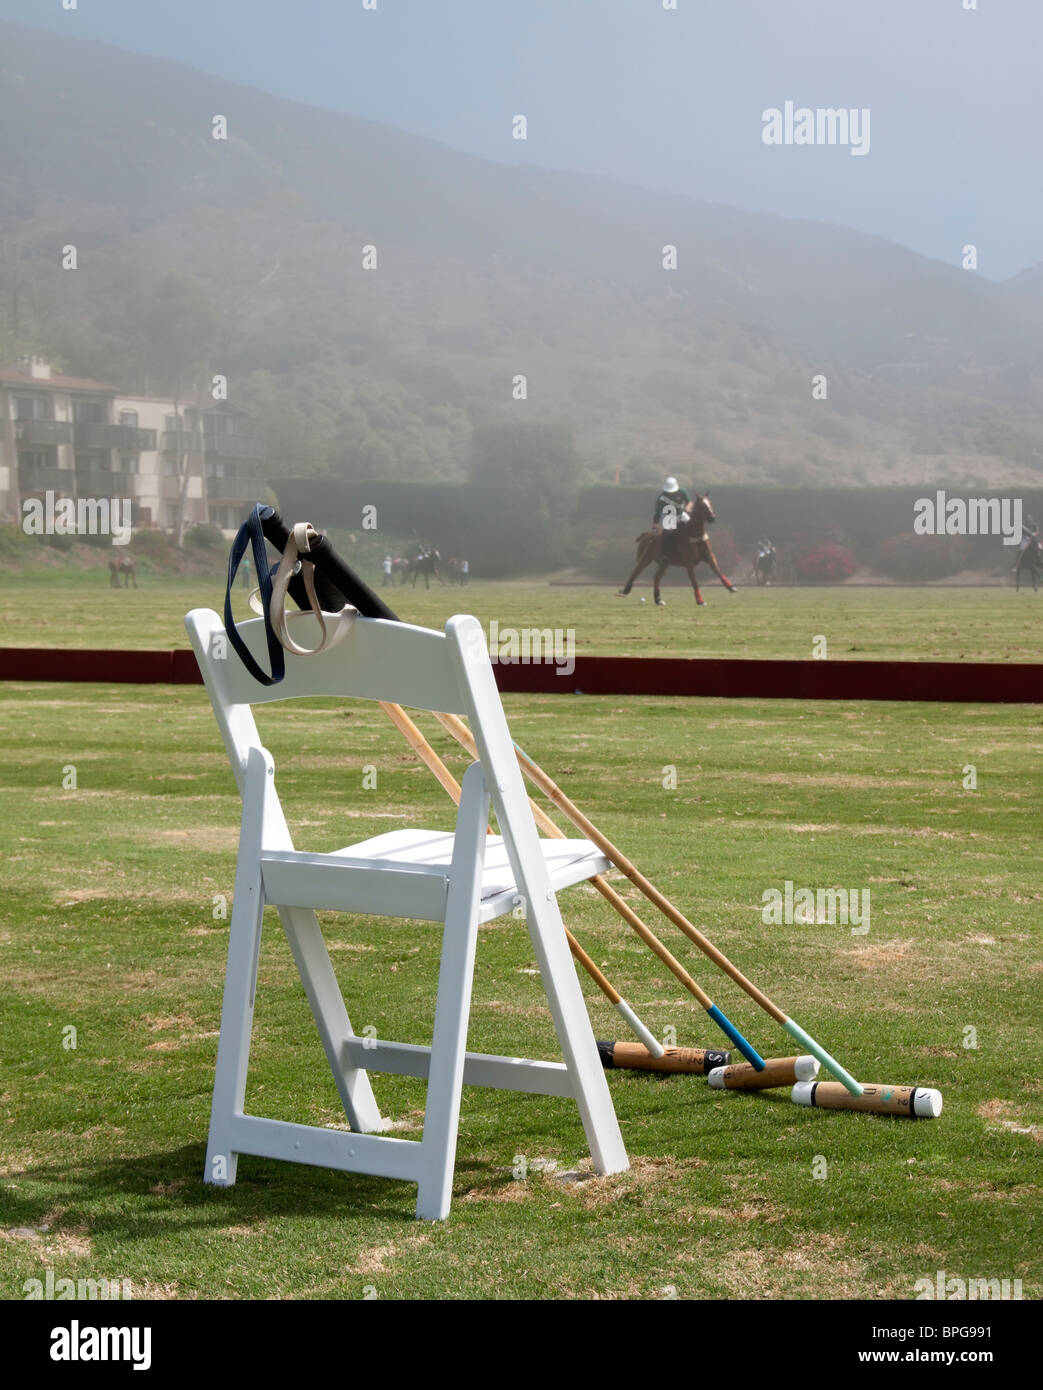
75,469,136,496
20,464,77,491
204,434,264,460
74,423,158,450
161,429,204,454
15,420,73,446
161,429,263,461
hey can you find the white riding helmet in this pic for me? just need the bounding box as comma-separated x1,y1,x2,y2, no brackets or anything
663,476,680,493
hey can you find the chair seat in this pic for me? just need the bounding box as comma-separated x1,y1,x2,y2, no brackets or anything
260,827,610,923
342,827,609,911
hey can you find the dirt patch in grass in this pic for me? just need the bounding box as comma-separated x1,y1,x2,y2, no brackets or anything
133,1280,183,1300
842,939,917,969
557,1154,707,1209
459,1177,534,1205
970,1185,1038,1202
3,1213,94,1262
688,1232,865,1299
142,1014,197,1032
355,1233,431,1275
686,1193,788,1226
783,823,971,841
977,1099,1043,1143
155,828,241,850
51,888,112,906
736,772,923,791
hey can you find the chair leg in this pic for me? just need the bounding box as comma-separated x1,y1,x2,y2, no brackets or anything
278,905,385,1134
416,763,489,1220
525,892,629,1177
205,749,271,1187
204,866,264,1187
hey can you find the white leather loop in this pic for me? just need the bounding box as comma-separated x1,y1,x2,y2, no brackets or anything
252,521,357,656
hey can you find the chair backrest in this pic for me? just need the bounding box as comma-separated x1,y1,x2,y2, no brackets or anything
186,603,564,924
186,607,498,793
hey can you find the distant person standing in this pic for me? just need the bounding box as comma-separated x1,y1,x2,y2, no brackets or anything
241,555,251,590
460,557,469,586
382,554,393,587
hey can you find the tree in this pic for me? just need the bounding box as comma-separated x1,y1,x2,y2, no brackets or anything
139,273,219,544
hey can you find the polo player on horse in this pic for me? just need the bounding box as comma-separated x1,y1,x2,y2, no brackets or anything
616,476,737,606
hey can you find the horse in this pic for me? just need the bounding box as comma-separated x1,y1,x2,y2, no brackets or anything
108,553,137,589
754,543,777,586
616,493,737,606
407,548,442,589
1015,537,1042,592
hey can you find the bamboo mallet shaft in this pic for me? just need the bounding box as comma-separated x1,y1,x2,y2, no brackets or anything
428,710,775,1073
431,711,715,1007
509,734,784,1021
378,700,662,1053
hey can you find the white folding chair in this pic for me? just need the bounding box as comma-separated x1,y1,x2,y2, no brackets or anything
185,606,628,1219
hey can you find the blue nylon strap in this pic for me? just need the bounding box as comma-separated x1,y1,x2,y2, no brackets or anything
224,503,285,687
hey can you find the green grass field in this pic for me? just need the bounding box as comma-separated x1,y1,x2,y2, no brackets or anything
1,568,1040,662
1,576,1040,1300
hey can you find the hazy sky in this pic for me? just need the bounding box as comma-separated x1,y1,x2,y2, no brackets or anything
2,0,1038,278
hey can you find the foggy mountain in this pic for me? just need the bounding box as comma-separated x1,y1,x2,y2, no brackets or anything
1,16,1040,489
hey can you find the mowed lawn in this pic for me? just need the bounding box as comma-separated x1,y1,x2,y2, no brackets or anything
0,568,1041,663
0,576,1040,1299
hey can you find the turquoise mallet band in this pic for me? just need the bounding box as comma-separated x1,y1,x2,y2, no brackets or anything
783,1019,862,1096
706,1004,765,1069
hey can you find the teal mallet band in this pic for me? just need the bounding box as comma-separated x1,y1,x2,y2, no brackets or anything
783,1019,862,1096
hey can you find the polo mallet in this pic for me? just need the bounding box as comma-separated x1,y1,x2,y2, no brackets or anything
432,711,766,1070
497,739,863,1096
385,706,759,1073
246,508,829,1082
383,706,739,1075
709,1056,819,1091
599,1041,729,1075
792,1082,942,1118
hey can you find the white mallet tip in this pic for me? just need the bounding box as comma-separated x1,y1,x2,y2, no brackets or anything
913,1088,943,1118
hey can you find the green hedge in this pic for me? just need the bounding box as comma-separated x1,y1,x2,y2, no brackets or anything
272,479,1042,576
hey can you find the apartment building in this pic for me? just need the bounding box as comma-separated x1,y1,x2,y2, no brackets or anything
0,356,265,533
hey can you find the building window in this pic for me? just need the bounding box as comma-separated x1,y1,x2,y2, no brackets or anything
75,453,110,474
14,395,54,421
119,409,139,428
72,399,107,424
120,455,140,475
18,450,52,472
